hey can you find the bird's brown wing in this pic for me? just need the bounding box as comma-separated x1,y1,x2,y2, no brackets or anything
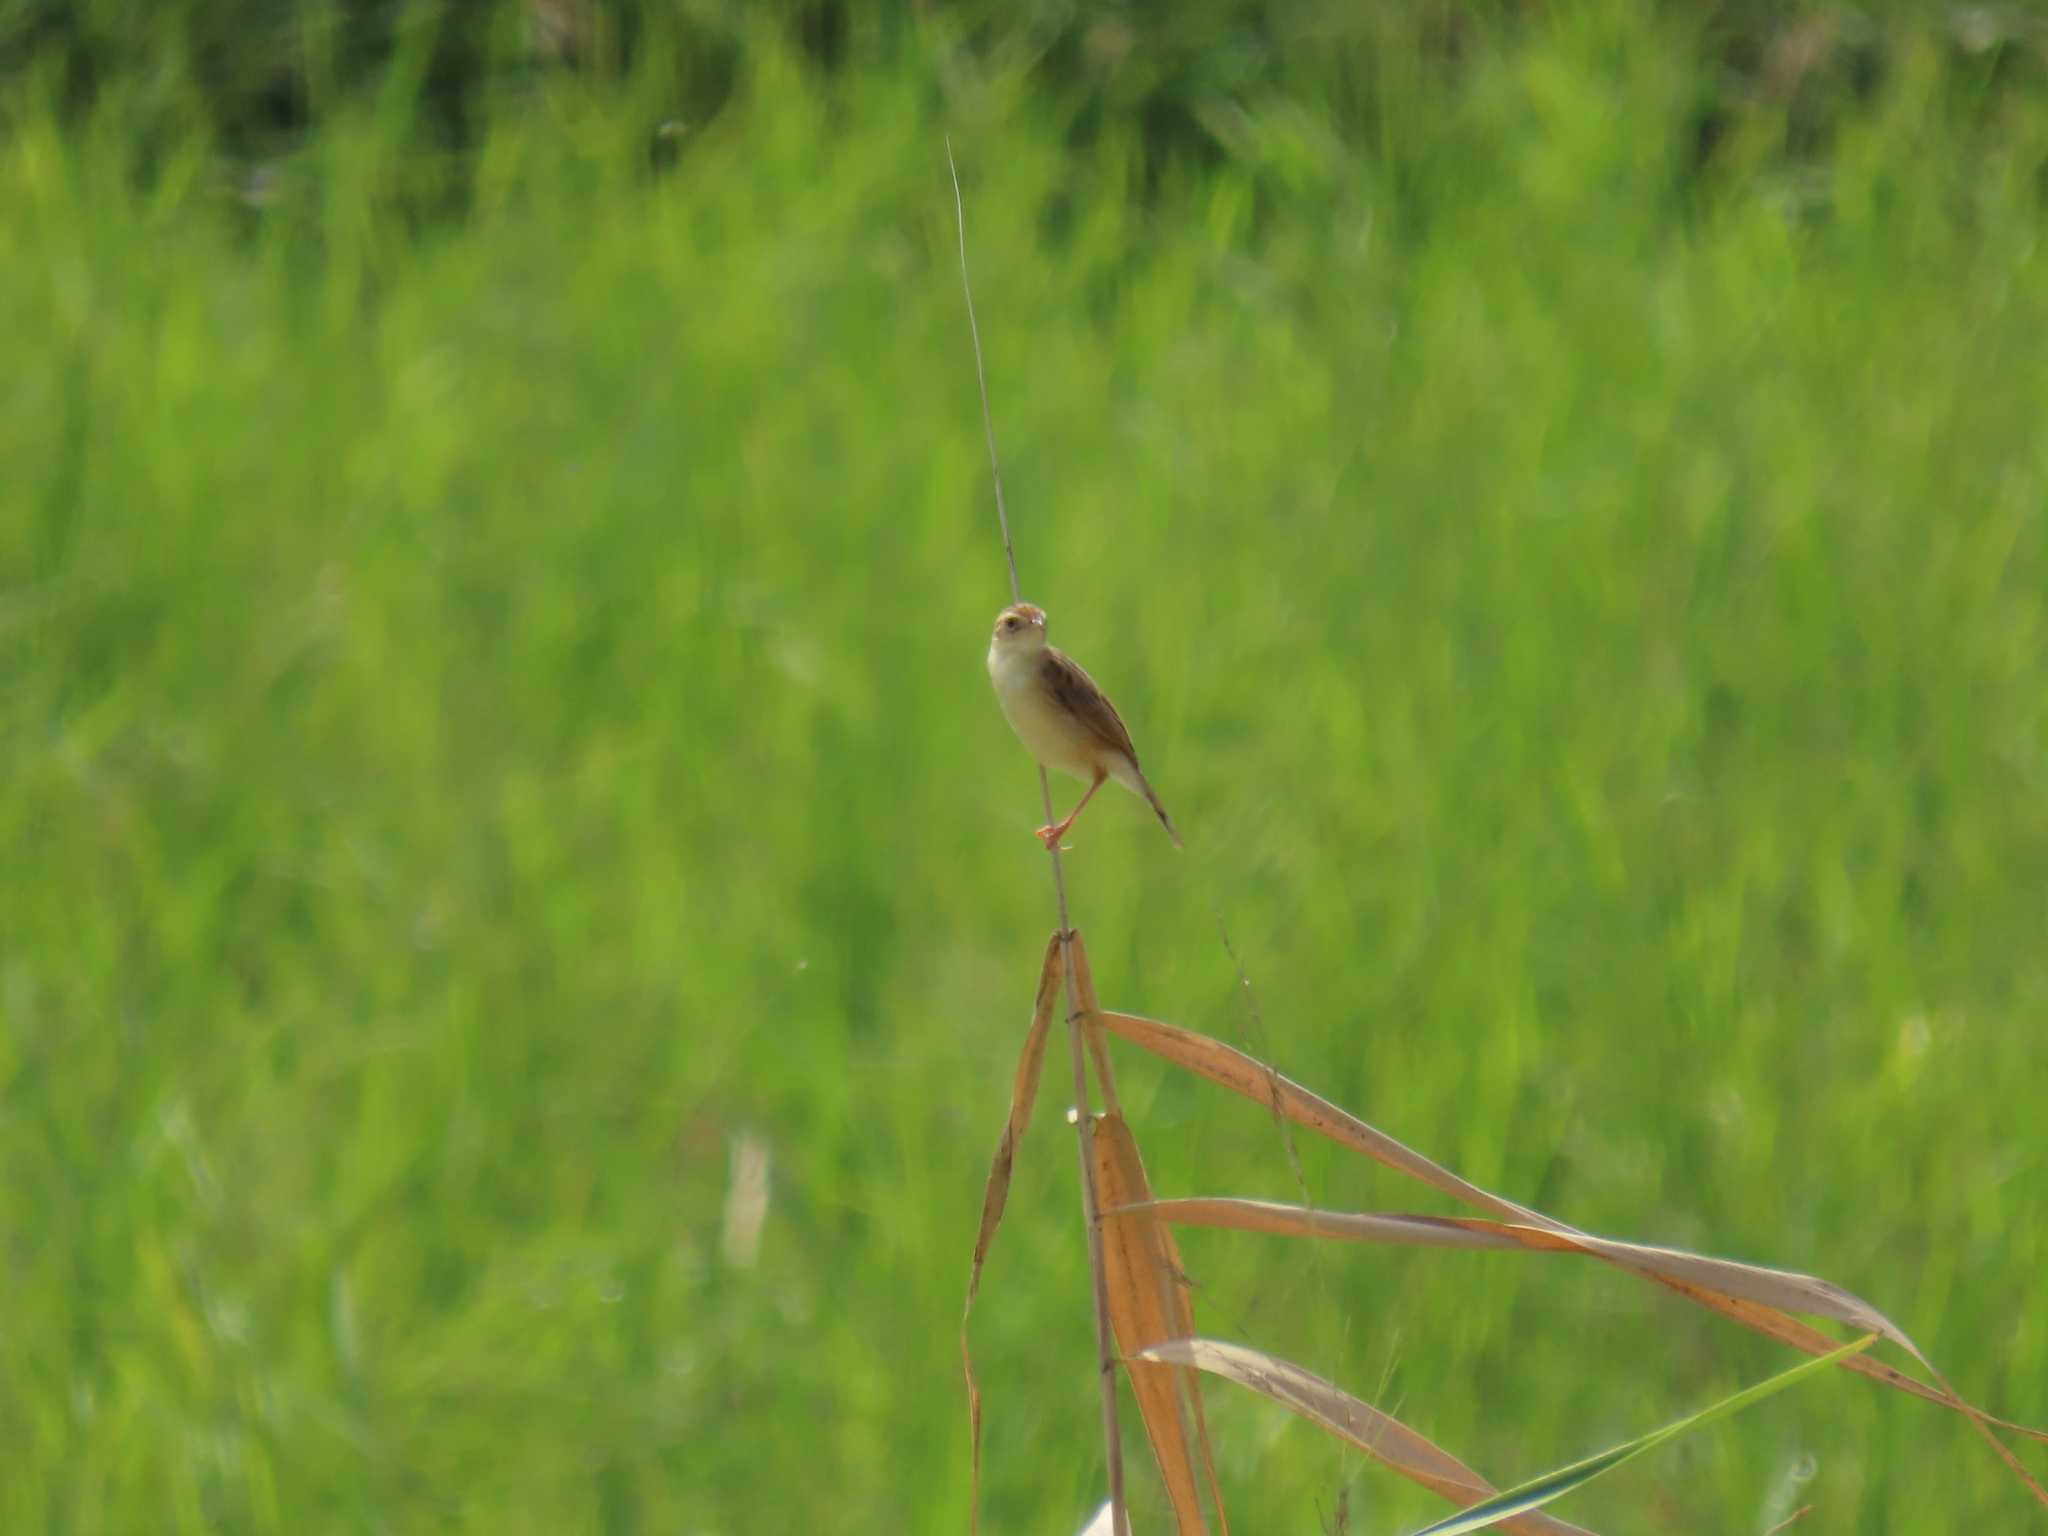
1042,647,1140,766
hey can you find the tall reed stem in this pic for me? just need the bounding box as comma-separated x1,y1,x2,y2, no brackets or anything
949,137,1128,1536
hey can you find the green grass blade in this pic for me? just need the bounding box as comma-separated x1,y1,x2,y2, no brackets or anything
1407,1336,1877,1536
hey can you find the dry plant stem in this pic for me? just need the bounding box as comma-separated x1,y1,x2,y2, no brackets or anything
1057,917,1130,1536
949,136,1129,1536
1065,930,1123,1118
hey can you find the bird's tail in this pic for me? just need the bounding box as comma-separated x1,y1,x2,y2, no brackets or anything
1139,774,1183,849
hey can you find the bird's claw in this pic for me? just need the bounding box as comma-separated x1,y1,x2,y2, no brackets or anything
1034,825,1073,851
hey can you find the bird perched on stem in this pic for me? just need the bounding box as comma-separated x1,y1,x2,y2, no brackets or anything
986,602,1181,850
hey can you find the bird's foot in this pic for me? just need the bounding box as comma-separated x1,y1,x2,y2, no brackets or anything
1034,824,1073,851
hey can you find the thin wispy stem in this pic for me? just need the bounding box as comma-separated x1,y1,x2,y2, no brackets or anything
949,136,1129,1536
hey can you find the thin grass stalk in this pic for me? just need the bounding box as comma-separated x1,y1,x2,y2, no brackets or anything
950,137,1129,1536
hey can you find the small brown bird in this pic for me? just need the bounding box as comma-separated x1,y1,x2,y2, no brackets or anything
986,602,1181,849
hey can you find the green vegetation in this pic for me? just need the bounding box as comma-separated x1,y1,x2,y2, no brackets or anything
4,4,2046,1531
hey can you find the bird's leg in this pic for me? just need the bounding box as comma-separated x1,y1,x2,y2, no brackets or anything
1036,772,1106,849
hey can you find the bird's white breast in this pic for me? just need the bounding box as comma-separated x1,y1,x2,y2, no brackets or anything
988,641,1095,781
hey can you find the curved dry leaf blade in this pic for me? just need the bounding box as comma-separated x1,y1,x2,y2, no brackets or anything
1468,1224,1911,1353
1130,1199,1512,1251
1099,1011,1551,1225
1138,1338,1599,1536
1095,1115,1224,1535
962,933,1065,1536
1137,1198,1934,1367
1405,1335,1876,1536
968,934,1065,1299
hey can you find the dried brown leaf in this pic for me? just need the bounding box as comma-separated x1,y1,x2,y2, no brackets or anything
1098,1011,1535,1220
1133,1198,1957,1360
1095,1114,1225,1534
1139,1337,1599,1536
968,935,1065,1301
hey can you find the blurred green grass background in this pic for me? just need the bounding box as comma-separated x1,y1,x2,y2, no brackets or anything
4,3,2047,1531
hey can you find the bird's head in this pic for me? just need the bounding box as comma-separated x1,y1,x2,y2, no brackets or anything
990,602,1050,656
